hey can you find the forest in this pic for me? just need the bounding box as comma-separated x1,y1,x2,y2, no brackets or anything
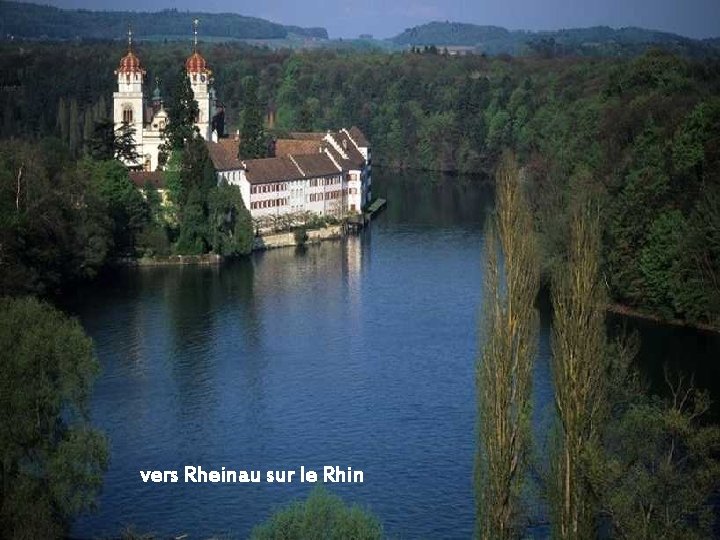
392,21,720,57
0,33,719,539
0,1,328,41
1,40,718,325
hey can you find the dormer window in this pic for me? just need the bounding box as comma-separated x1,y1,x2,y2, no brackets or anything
342,139,347,149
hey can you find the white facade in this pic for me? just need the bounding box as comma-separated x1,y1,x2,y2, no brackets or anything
211,128,372,222
113,47,218,171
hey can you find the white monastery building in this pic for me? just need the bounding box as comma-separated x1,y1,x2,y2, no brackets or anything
114,26,219,172
118,25,372,218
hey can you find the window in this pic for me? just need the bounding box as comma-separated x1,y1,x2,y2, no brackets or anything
122,106,133,124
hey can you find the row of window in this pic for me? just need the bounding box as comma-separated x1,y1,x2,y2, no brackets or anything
309,177,341,187
309,190,344,202
251,198,288,209
251,183,287,194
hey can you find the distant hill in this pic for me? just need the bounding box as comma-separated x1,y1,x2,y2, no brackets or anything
0,1,328,41
392,21,720,57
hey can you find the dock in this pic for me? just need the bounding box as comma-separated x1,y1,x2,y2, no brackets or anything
347,198,387,232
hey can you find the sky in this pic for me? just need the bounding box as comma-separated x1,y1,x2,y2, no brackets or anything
15,0,720,39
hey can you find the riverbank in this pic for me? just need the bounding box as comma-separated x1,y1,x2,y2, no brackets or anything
254,224,344,250
607,303,720,335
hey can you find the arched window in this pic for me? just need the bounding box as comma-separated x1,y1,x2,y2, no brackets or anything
122,105,133,124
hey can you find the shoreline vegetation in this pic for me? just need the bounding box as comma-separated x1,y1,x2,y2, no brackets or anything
1,29,719,538
607,303,720,334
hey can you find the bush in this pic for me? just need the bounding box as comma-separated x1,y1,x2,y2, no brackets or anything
294,227,309,245
250,488,382,540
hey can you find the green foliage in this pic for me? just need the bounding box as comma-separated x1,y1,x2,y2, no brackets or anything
238,76,268,159
250,488,382,540
587,377,720,540
207,181,254,256
164,68,199,152
83,159,150,255
0,140,113,296
0,296,109,538
294,227,309,245
1,40,719,323
114,122,141,164
639,210,686,317
2,1,328,41
476,153,539,539
175,187,208,255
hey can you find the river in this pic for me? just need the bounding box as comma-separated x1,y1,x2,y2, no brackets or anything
69,168,719,539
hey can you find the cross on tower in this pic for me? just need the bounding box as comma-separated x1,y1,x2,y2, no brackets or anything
193,19,199,52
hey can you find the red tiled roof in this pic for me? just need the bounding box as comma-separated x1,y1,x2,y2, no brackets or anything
324,132,365,169
207,141,242,171
243,157,304,184
129,171,165,189
347,126,370,147
291,153,341,177
288,131,326,140
275,139,323,157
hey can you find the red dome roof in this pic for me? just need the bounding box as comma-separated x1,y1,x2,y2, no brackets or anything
116,51,145,74
186,52,209,74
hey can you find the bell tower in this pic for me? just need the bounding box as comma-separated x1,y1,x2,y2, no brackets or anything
113,27,145,165
185,19,214,141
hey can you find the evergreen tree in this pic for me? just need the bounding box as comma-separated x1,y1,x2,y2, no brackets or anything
115,122,140,165
238,76,267,159
56,97,68,143
207,181,254,256
88,119,116,161
68,98,80,156
82,110,94,155
175,187,208,255
163,68,199,152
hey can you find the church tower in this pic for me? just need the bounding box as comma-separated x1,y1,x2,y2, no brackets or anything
186,19,215,141
113,28,145,165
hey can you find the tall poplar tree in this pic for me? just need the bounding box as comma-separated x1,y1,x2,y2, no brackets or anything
238,76,267,159
476,152,539,539
549,204,607,539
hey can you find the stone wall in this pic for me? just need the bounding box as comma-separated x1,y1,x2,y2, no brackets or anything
253,225,345,251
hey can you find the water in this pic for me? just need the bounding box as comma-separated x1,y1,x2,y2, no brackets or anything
68,169,718,539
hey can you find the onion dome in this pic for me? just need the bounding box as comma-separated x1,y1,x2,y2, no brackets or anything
116,51,146,75
185,51,210,74
116,27,145,76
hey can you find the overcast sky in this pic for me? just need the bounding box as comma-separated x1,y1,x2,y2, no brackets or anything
16,0,720,39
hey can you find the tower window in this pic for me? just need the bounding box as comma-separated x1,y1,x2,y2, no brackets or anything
123,106,133,124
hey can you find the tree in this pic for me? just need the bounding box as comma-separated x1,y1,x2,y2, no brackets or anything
476,152,539,539
0,140,112,296
549,204,607,539
84,159,149,255
114,121,141,165
163,68,199,152
0,296,109,538
587,370,720,540
207,181,254,256
88,119,115,161
238,76,267,159
175,187,208,255
250,488,382,540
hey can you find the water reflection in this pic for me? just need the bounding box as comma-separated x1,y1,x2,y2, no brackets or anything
67,168,717,540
